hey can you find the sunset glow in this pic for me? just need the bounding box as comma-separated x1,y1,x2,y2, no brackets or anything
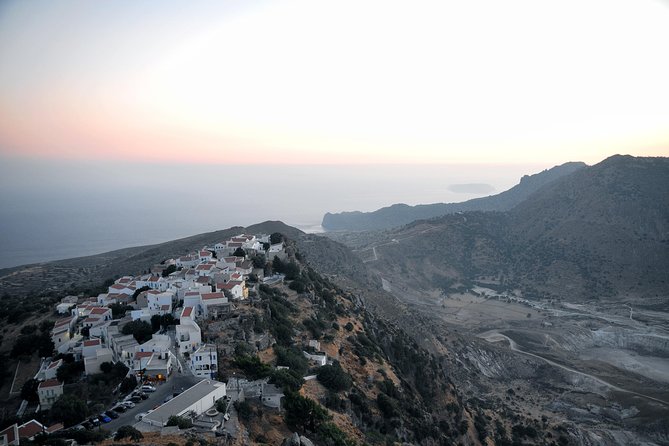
1,0,668,165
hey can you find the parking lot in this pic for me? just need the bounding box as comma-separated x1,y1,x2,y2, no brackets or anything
89,374,201,432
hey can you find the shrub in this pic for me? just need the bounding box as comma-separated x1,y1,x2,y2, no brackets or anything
114,426,143,441
316,364,352,392
166,415,193,429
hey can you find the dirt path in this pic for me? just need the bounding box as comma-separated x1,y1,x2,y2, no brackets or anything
479,330,669,407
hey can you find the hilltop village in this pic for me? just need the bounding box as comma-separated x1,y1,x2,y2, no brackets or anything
1,232,364,445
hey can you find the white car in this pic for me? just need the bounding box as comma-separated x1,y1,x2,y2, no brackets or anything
141,385,156,392
135,412,150,421
122,401,135,408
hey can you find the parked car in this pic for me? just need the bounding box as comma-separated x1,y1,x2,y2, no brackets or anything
81,421,93,430
121,401,135,408
106,410,119,419
98,414,112,423
112,405,126,413
88,418,100,427
163,395,173,403
141,385,156,392
129,395,142,403
135,412,149,421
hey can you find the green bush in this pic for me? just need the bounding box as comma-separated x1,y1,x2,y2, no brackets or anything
166,415,193,429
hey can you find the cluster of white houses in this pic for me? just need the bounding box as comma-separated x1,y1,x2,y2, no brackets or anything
35,234,287,411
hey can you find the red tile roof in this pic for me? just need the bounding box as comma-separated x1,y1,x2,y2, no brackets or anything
47,359,62,369
182,307,193,317
90,307,109,315
38,379,62,389
0,424,18,443
218,281,242,290
83,339,100,347
46,423,63,433
18,420,45,439
202,292,224,300
185,291,200,296
135,351,153,359
161,304,170,310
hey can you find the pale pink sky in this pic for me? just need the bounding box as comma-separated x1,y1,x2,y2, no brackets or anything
1,0,668,165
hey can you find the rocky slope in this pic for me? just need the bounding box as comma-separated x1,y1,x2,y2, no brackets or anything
351,155,669,305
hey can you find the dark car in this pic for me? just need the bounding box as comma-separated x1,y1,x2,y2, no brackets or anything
132,391,148,400
112,405,126,413
82,421,93,430
98,414,112,423
89,417,100,427
129,395,142,403
107,410,119,419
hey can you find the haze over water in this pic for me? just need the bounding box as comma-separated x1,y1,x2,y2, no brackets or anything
0,158,541,269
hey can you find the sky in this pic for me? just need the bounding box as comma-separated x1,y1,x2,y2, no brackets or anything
1,0,668,166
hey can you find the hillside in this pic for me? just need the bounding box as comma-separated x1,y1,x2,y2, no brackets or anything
352,155,669,306
0,221,304,299
321,161,586,231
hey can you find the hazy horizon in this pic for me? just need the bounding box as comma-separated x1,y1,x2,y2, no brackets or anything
0,156,553,269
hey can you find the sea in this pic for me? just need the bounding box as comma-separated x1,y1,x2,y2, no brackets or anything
0,157,546,269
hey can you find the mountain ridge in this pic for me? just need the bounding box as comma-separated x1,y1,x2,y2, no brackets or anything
322,161,587,231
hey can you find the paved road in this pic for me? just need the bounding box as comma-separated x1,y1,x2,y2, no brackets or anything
99,373,201,433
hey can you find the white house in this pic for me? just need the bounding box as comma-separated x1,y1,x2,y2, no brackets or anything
36,359,62,381
190,344,217,378
147,291,174,314
136,334,171,355
176,254,200,269
110,334,139,368
84,348,114,375
217,281,246,300
303,351,328,367
55,302,74,315
37,379,63,410
199,250,213,263
176,315,202,355
133,351,173,380
82,339,102,358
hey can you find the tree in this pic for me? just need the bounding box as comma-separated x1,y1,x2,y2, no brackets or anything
283,392,330,433
150,314,162,333
132,286,150,299
160,313,176,329
269,369,304,392
316,364,352,392
114,425,143,441
56,360,84,384
120,375,137,394
233,247,246,258
162,264,177,277
270,232,283,244
122,320,154,343
251,254,266,269
109,303,132,319
51,394,88,427
100,362,113,374
21,378,40,403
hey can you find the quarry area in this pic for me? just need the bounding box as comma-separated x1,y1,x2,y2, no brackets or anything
341,233,669,446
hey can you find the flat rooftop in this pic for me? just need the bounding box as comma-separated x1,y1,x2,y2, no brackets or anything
142,379,225,426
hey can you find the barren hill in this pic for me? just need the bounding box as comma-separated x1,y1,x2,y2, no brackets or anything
351,155,669,306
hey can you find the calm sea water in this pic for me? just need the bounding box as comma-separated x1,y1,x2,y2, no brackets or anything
0,157,545,269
